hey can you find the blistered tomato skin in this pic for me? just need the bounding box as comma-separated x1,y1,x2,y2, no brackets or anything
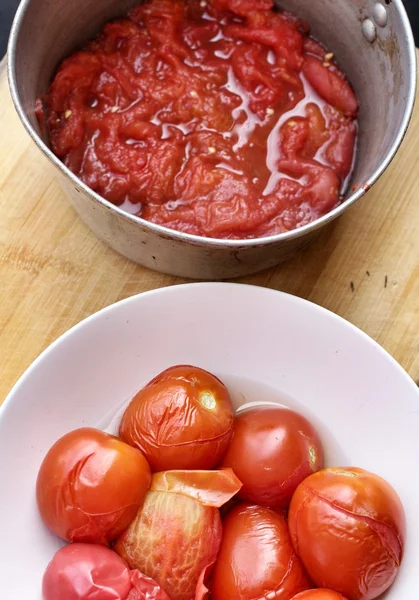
221,407,324,508
114,486,224,600
41,0,358,240
36,428,151,544
42,544,133,600
211,503,311,600
119,365,234,471
288,467,406,600
292,591,348,600
150,468,242,506
42,543,171,600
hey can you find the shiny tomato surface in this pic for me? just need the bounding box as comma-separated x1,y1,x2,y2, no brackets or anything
119,365,234,470
211,503,311,600
40,0,358,239
129,571,171,600
149,468,242,506
42,544,132,600
42,543,170,600
114,469,238,600
292,591,348,600
36,428,151,544
221,407,323,507
288,467,406,600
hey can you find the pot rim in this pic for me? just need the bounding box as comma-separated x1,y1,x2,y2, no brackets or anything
7,0,417,249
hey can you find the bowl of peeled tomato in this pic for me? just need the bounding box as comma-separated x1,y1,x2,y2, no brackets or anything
8,0,416,278
0,283,418,599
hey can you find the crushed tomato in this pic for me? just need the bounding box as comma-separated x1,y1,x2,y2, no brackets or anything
39,0,358,239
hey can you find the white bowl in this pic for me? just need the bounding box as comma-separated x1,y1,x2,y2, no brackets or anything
1,283,418,599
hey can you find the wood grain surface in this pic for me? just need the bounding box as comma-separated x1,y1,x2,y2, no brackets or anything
0,58,418,402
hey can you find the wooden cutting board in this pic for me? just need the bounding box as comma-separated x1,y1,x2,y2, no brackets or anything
1,56,418,402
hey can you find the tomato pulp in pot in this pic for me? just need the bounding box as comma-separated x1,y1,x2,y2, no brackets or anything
38,0,358,240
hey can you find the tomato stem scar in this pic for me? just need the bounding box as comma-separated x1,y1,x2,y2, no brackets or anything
200,391,217,410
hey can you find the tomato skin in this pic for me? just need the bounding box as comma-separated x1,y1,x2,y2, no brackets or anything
42,543,171,600
36,428,151,544
42,544,132,600
114,469,240,600
292,591,348,600
211,503,311,600
129,571,171,600
114,492,222,600
221,407,324,508
288,467,406,600
150,468,242,506
119,365,234,471
303,56,358,117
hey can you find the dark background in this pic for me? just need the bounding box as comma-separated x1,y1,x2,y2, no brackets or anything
1,0,418,57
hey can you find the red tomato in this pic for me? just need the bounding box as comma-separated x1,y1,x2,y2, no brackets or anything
326,124,357,180
36,428,151,544
114,470,241,600
119,365,234,471
42,543,170,600
221,407,324,508
280,104,330,161
211,503,311,600
227,12,305,72
303,56,358,117
288,467,406,600
230,44,300,118
292,591,348,600
41,0,358,240
42,544,132,600
213,0,274,16
277,159,340,214
303,38,328,60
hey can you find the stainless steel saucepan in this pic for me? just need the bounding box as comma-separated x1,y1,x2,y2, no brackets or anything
8,0,416,279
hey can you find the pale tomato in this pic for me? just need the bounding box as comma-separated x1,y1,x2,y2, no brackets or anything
36,428,151,544
114,469,241,600
288,467,406,600
119,365,234,471
211,503,311,600
221,407,323,508
42,543,170,600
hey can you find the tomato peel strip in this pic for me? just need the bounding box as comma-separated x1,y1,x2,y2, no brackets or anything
194,561,216,600
130,570,171,600
150,468,242,507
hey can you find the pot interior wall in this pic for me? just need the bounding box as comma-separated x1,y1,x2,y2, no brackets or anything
279,0,412,194
12,0,412,199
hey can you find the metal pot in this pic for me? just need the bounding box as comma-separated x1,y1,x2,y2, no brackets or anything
8,0,416,279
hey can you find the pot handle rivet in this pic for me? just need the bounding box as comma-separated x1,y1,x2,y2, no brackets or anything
372,3,388,27
362,18,377,42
